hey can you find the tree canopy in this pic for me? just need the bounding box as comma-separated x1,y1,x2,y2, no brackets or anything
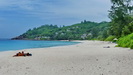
108,0,133,37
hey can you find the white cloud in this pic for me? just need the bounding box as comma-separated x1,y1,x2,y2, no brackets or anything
0,0,112,23
36,0,112,22
0,0,37,10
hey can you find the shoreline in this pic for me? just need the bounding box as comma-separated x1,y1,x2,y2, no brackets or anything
0,40,133,75
0,40,80,52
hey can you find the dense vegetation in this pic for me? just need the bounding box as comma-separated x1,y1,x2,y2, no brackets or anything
108,0,133,38
117,33,133,49
12,21,109,40
108,0,133,48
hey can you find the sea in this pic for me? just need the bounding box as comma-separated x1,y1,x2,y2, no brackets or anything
0,39,79,52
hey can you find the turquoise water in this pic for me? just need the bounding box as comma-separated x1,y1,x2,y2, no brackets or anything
0,40,79,51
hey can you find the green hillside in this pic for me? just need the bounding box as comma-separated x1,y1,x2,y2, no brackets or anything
12,20,109,40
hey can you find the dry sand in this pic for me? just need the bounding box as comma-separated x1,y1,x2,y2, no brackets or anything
0,41,133,75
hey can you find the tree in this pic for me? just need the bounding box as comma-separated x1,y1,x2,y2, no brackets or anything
108,0,133,37
91,27,99,38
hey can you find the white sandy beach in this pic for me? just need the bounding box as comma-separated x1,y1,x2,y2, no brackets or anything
0,41,133,75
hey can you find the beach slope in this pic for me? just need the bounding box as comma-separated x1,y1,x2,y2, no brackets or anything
0,41,133,75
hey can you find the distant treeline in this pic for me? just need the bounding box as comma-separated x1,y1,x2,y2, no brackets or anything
12,20,109,40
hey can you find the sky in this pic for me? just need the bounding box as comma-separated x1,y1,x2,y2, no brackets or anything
0,0,112,38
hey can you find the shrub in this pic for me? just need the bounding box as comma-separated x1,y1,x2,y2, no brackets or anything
104,36,116,41
117,33,133,49
130,40,133,49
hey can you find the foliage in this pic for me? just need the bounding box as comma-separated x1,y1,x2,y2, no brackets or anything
122,21,133,36
105,36,116,41
117,33,133,49
108,0,133,37
12,21,109,40
130,40,133,49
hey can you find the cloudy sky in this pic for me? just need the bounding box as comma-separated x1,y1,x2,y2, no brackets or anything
0,0,111,38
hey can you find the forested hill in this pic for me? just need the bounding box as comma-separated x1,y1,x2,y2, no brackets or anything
12,21,109,40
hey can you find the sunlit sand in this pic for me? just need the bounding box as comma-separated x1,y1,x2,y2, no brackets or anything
0,41,132,75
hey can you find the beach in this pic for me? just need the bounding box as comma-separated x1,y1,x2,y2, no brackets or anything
0,40,133,75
